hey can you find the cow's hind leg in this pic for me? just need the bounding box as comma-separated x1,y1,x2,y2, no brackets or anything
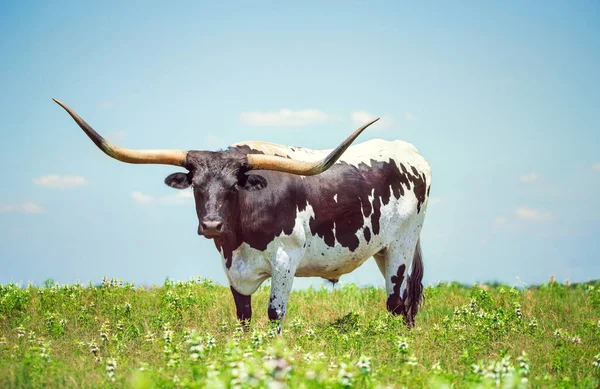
379,237,424,327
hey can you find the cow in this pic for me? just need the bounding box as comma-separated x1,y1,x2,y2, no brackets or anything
53,98,432,329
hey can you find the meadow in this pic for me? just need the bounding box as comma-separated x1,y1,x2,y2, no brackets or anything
1,277,599,388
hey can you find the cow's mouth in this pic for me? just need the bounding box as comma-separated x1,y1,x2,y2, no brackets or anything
203,231,221,239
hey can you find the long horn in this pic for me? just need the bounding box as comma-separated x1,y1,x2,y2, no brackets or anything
247,118,379,175
53,99,187,166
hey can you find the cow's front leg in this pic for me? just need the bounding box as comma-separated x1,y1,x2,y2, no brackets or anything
268,274,294,333
267,249,298,333
230,286,252,327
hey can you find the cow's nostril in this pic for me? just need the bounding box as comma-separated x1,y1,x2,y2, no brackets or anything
202,220,223,232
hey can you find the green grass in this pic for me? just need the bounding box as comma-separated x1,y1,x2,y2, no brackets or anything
1,277,599,388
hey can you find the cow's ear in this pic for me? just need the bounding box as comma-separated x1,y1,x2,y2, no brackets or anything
241,174,267,191
165,172,191,189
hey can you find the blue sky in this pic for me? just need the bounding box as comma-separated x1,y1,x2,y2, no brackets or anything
1,1,599,289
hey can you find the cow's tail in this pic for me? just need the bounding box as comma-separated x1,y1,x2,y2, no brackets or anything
405,238,424,326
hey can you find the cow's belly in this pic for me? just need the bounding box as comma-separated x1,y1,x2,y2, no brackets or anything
226,190,422,293
295,232,386,278
295,193,415,278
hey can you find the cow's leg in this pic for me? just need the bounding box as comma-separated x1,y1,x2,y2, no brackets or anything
230,286,252,327
380,236,424,327
267,248,298,333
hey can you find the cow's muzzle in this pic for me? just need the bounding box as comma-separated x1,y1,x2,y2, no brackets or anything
199,219,223,238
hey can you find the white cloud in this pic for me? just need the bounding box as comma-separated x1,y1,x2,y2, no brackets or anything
403,112,416,121
241,109,332,127
515,207,552,221
351,110,377,124
0,205,15,213
131,192,153,204
593,162,600,172
33,175,87,189
494,216,507,225
99,100,114,109
22,202,44,214
159,191,194,206
519,173,539,183
350,111,392,129
177,191,194,199
0,202,44,214
131,190,193,206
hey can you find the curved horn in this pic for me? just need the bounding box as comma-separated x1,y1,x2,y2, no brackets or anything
246,118,379,175
53,98,187,166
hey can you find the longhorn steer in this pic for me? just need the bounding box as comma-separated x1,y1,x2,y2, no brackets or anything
54,99,432,329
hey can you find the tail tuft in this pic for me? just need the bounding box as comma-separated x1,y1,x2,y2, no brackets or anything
405,239,424,326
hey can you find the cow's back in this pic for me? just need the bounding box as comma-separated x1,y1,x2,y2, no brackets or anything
230,139,432,280
231,138,431,180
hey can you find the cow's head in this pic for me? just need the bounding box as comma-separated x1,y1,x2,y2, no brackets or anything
163,151,267,238
53,98,378,239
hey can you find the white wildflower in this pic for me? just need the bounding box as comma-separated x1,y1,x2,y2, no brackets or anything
407,354,418,366
205,334,216,349
106,357,117,382
336,362,353,387
356,355,371,374
396,336,409,354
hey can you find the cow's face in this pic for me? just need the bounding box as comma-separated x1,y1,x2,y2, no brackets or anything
164,151,267,239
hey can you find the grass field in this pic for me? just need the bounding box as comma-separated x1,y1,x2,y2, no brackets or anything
1,277,599,388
